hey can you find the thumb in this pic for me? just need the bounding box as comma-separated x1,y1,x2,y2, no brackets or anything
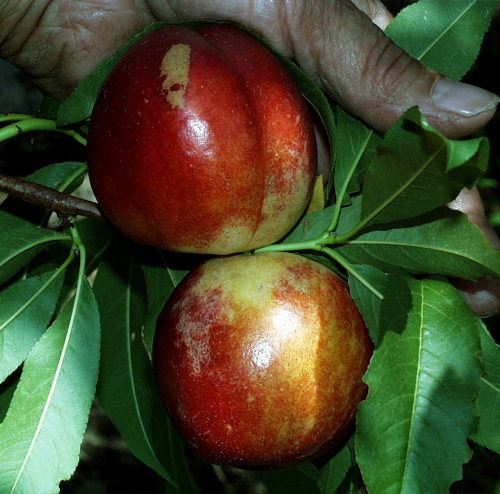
292,0,499,139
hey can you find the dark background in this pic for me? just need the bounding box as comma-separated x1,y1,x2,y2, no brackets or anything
1,2,500,493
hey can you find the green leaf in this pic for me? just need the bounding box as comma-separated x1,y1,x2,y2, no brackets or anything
470,320,500,453
134,246,194,353
336,207,500,281
284,206,335,244
94,240,199,491
282,196,362,248
0,368,20,424
37,96,60,121
333,107,380,205
0,269,65,383
0,226,69,285
356,274,483,494
316,441,353,494
316,440,365,494
386,0,499,80
348,265,387,347
0,277,100,494
359,107,488,228
334,464,366,494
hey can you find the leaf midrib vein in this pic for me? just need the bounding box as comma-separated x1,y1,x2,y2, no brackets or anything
401,284,425,493
416,1,475,61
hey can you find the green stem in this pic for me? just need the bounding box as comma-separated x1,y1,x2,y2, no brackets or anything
0,114,33,123
255,223,348,254
329,224,366,245
0,117,87,146
254,238,325,254
322,247,384,299
69,218,88,295
54,219,93,315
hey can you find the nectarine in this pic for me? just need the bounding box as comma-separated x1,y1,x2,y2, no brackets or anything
87,23,316,254
153,252,373,470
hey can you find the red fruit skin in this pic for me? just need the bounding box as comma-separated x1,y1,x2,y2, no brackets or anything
153,253,373,470
87,24,316,254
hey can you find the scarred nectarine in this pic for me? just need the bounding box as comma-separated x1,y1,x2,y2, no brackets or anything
153,252,373,470
87,23,317,254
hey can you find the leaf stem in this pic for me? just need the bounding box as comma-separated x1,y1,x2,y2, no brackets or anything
67,219,88,318
254,238,325,254
0,116,87,146
322,247,384,299
69,219,87,271
0,114,33,123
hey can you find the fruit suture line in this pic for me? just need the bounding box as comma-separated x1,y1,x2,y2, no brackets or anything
86,23,317,255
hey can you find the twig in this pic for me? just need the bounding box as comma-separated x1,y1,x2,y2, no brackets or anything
0,173,103,221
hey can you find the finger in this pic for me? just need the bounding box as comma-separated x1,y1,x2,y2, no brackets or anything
286,0,499,140
451,275,500,319
350,0,394,30
351,2,500,317
447,187,500,318
447,187,500,249
0,1,155,101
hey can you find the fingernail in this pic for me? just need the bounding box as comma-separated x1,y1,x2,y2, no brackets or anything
431,77,500,116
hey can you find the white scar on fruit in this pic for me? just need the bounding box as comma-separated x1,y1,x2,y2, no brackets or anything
160,44,191,109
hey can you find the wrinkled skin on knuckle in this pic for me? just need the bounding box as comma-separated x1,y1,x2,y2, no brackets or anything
1,0,155,100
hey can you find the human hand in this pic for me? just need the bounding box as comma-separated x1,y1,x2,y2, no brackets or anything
1,0,498,136
1,0,499,315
